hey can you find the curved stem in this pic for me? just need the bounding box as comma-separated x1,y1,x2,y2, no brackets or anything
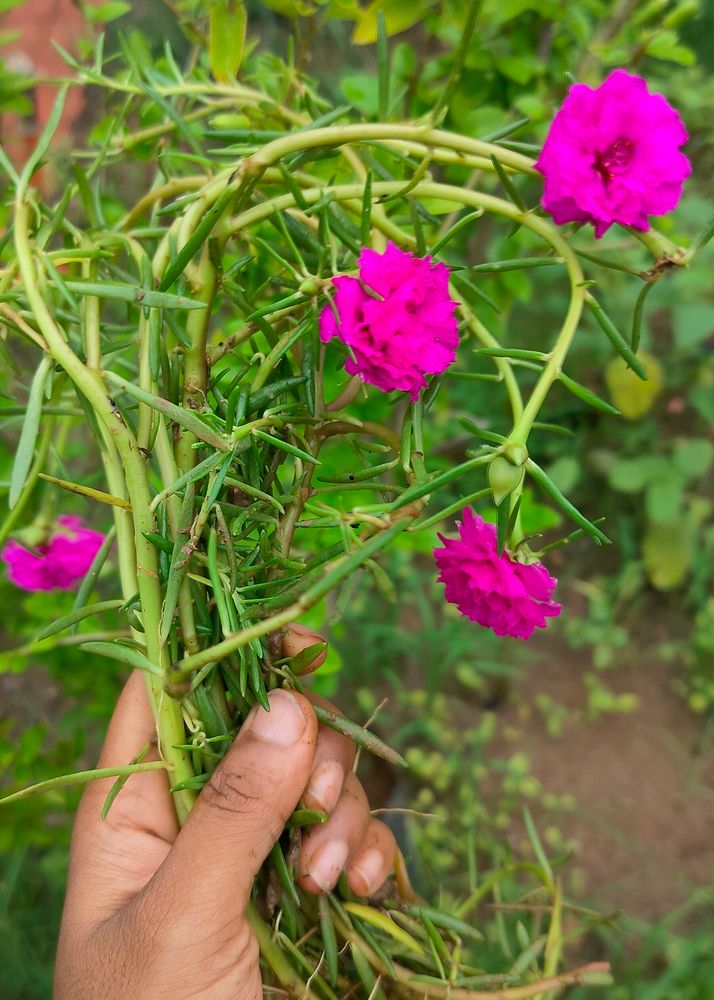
14,198,196,823
119,176,208,231
247,123,535,176
152,122,535,283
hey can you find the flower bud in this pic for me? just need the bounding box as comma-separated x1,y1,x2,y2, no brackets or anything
488,456,523,506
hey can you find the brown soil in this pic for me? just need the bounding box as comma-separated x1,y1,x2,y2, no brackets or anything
489,638,714,922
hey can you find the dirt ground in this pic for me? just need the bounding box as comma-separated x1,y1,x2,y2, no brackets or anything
487,640,714,923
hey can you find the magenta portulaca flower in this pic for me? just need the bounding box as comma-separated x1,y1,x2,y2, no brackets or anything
433,509,561,640
1,516,105,592
319,242,459,401
535,70,690,238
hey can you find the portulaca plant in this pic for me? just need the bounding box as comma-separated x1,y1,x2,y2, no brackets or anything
0,8,705,997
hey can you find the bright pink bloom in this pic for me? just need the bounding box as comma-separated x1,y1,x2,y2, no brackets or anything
434,508,561,640
319,242,459,401
535,70,690,238
1,516,105,591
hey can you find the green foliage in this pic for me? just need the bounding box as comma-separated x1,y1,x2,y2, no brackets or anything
0,0,712,996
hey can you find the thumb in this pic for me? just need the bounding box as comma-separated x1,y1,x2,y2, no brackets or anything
149,688,317,918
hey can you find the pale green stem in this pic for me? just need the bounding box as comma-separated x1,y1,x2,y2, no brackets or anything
0,629,130,663
152,123,535,279
222,178,582,550
0,761,167,806
82,256,101,371
168,248,218,658
14,198,195,822
246,123,535,175
114,97,239,151
120,175,208,231
76,229,141,611
246,903,319,1000
136,311,156,453
174,247,217,472
629,225,687,265
155,417,200,656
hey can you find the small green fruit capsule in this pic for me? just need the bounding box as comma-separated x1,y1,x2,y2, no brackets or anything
489,456,523,505
298,276,321,296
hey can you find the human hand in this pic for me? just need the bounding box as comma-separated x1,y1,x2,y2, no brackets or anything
54,624,396,1000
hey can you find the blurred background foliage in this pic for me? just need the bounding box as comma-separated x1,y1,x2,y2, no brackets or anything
0,0,713,997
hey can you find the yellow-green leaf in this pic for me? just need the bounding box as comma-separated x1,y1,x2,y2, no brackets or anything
209,1,247,82
642,515,694,590
344,903,424,953
605,352,663,420
352,0,436,44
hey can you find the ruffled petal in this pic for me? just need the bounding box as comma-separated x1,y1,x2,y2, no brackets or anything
536,70,689,238
1,519,107,592
433,511,562,640
318,245,459,397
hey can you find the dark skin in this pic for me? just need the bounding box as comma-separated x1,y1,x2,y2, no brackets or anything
55,624,396,1000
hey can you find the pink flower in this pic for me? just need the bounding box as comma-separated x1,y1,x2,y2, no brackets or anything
535,70,691,238
1,516,106,592
433,508,561,640
319,242,459,401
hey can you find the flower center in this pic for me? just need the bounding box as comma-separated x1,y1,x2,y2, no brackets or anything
594,137,634,183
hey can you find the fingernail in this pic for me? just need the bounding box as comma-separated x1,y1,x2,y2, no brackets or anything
305,759,345,814
350,848,384,897
289,623,324,639
307,839,349,892
246,690,307,747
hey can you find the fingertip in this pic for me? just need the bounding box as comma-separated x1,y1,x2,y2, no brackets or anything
304,758,345,814
282,623,328,675
298,772,371,894
347,820,396,898
289,689,320,749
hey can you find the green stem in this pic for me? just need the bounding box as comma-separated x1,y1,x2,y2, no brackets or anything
120,176,207,231
14,198,195,823
629,225,687,266
170,249,219,660
82,255,101,371
0,762,167,806
246,903,319,1000
175,246,218,472
155,420,200,656
247,123,535,176
508,257,584,444
153,122,535,290
136,310,156,453
0,629,130,663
